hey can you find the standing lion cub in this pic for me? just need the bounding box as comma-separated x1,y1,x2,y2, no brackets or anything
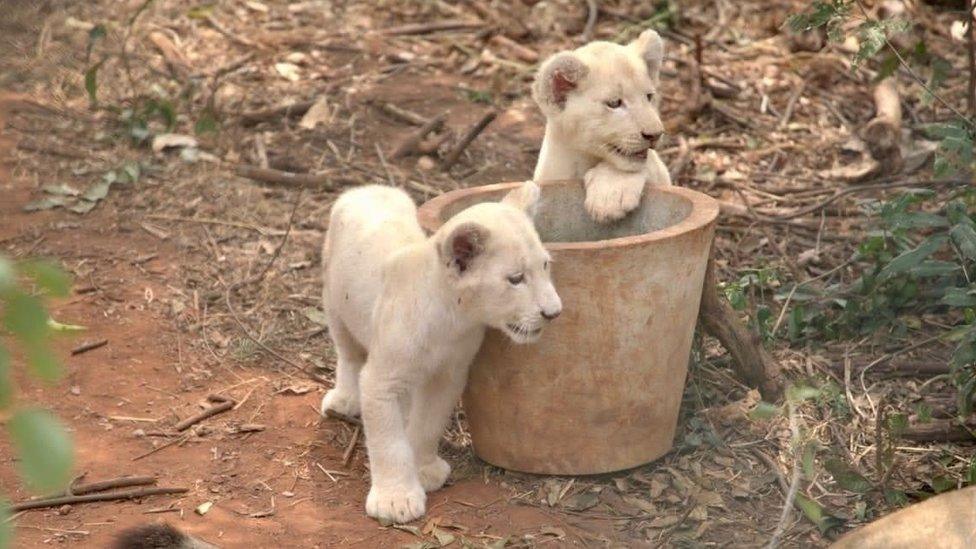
320,182,561,524
532,29,672,223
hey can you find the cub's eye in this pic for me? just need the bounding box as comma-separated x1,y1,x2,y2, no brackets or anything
605,98,623,109
646,92,655,101
507,273,525,285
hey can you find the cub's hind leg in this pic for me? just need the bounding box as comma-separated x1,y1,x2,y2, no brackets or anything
320,316,366,418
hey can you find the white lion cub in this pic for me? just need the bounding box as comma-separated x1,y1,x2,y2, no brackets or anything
532,29,672,223
320,182,561,524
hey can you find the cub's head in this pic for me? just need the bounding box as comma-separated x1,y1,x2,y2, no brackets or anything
532,30,666,172
437,181,561,344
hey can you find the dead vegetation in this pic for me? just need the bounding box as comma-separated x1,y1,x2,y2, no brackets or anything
1,0,975,547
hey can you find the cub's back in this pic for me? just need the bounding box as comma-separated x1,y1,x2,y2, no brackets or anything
323,186,426,344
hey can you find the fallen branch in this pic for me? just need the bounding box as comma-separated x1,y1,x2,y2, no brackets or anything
240,100,315,127
71,339,108,356
582,0,599,42
174,395,235,432
377,102,429,126
862,77,902,171
440,110,498,171
698,253,784,401
233,164,340,190
66,476,156,496
828,359,949,378
343,424,361,467
900,419,976,443
390,113,446,160
11,487,188,512
379,20,483,36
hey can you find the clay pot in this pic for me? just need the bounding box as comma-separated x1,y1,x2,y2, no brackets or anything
417,181,718,474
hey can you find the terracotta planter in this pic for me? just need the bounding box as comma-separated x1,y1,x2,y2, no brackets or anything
417,181,719,474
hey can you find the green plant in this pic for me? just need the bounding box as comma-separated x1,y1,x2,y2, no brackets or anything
0,256,75,548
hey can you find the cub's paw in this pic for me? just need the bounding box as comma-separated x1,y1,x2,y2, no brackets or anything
320,389,361,418
418,457,451,492
583,167,645,224
365,482,426,524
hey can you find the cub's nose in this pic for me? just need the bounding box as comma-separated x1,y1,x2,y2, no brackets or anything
541,308,561,321
641,131,661,147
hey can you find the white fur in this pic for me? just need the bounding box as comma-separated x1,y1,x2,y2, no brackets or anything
320,183,560,524
532,29,672,223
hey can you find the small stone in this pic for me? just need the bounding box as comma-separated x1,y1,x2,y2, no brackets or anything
416,156,436,171
57,505,71,515
69,386,81,396
133,429,146,438
282,491,294,498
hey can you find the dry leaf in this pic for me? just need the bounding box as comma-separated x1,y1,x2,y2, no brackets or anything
299,96,332,130
540,526,565,539
274,62,301,81
648,515,681,528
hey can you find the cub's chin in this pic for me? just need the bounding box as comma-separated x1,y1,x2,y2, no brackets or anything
501,322,543,345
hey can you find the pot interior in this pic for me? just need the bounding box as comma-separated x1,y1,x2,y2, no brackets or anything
437,183,693,243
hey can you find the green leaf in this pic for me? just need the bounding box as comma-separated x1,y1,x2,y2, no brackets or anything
877,235,948,281
0,257,14,292
802,443,817,480
909,260,958,277
0,347,11,409
194,109,218,135
84,60,105,108
930,475,955,493
8,408,73,493
749,401,781,420
951,222,976,260
46,318,86,332
967,458,976,485
883,488,908,506
794,493,844,534
25,340,60,382
887,413,909,436
83,180,111,202
187,4,215,19
824,458,873,493
0,503,11,549
3,292,48,345
20,261,70,298
787,384,822,403
942,288,976,307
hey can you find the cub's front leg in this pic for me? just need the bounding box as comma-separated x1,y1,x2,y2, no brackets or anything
583,163,646,224
407,368,467,493
360,365,426,524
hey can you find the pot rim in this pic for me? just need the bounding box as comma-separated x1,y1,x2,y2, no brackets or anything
416,180,720,251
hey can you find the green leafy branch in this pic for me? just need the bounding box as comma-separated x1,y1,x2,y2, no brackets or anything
0,257,75,548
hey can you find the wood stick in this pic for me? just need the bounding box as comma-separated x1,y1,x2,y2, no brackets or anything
233,164,335,190
11,487,188,512
440,110,498,171
240,100,316,127
67,476,156,496
900,419,976,442
698,253,784,401
390,113,446,160
147,31,191,79
343,425,361,467
324,409,362,426
378,20,483,36
378,102,429,126
862,77,902,170
174,395,235,432
71,339,108,356
489,35,539,63
828,360,950,378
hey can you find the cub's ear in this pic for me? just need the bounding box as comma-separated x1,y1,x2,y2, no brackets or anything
532,52,589,111
501,181,541,218
441,222,489,274
629,29,665,82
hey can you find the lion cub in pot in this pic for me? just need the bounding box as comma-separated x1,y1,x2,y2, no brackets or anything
320,182,561,524
532,29,672,223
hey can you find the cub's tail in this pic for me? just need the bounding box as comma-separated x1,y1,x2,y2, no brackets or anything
113,524,218,549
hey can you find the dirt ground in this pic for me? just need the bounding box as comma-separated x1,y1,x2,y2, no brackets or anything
1,0,972,547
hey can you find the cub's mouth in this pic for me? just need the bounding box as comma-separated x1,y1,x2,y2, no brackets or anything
609,144,649,162
504,323,543,343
